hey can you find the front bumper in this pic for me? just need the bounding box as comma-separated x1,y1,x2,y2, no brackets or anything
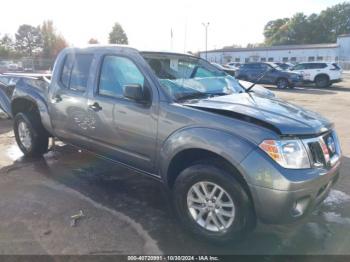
289,78,303,86
240,143,341,224
248,162,340,224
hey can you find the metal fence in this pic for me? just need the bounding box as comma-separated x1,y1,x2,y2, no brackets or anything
0,57,54,73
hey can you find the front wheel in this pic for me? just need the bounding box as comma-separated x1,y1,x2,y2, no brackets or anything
14,112,49,157
173,162,256,243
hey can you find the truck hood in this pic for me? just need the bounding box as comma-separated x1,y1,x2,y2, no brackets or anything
183,93,332,135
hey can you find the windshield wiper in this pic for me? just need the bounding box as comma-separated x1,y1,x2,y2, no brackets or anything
176,92,230,102
246,67,274,92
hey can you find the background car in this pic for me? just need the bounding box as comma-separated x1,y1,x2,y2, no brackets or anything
211,62,236,76
275,62,294,70
235,62,303,89
290,62,342,88
224,62,241,71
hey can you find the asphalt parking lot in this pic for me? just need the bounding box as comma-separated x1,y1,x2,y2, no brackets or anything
0,74,349,255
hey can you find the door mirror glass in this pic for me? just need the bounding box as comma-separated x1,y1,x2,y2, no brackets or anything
123,84,144,102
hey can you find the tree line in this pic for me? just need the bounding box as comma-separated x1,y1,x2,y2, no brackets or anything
222,2,350,49
0,21,128,59
263,2,350,46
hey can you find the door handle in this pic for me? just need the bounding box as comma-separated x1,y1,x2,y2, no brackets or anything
53,95,62,103
88,102,102,112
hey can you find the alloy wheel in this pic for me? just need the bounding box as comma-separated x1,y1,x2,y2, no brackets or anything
18,121,32,150
187,181,235,232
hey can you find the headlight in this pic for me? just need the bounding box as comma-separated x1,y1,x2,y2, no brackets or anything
259,139,310,169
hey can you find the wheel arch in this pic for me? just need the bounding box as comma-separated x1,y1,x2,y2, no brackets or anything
159,127,255,192
314,73,330,82
168,147,254,197
12,97,39,117
11,94,53,135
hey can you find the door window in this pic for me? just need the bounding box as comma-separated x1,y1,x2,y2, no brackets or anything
98,56,145,98
293,64,306,70
60,53,93,92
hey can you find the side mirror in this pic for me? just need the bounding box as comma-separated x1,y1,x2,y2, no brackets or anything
123,84,144,102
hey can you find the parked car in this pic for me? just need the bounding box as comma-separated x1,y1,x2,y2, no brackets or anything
0,75,18,118
211,62,236,76
1,46,341,243
290,62,342,88
275,62,294,70
225,62,241,71
236,62,303,89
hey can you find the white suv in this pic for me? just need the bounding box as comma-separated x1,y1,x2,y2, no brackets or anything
291,62,342,88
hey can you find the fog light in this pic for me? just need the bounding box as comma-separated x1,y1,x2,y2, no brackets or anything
291,197,310,217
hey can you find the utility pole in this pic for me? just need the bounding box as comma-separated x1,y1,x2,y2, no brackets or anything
202,22,210,60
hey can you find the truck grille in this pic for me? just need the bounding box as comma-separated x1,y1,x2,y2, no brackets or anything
303,131,340,168
308,142,326,167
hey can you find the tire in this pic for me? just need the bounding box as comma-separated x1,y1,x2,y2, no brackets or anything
14,112,49,157
276,78,289,89
315,75,330,88
173,161,256,243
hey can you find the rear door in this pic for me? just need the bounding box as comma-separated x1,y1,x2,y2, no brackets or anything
86,54,158,173
259,63,275,84
244,63,262,82
49,52,94,147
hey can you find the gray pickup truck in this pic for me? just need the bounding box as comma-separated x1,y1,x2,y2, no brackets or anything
2,46,342,243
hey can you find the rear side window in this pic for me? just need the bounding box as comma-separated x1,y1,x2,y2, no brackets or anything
332,63,341,70
310,63,327,69
60,53,93,92
293,64,307,70
61,55,74,88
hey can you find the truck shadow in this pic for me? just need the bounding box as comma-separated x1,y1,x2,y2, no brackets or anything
2,143,350,255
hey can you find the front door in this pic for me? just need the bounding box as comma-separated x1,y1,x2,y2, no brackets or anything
87,55,158,173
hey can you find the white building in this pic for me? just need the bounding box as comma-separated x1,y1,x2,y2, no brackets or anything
199,34,350,69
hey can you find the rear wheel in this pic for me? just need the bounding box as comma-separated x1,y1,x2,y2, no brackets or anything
173,162,256,243
315,75,330,88
276,78,289,89
14,112,49,157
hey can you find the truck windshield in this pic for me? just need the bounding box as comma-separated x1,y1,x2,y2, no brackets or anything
141,53,245,101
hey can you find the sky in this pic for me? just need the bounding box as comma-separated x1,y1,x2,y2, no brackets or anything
0,0,346,53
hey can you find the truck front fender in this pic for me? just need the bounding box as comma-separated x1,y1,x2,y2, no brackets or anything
159,127,256,185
